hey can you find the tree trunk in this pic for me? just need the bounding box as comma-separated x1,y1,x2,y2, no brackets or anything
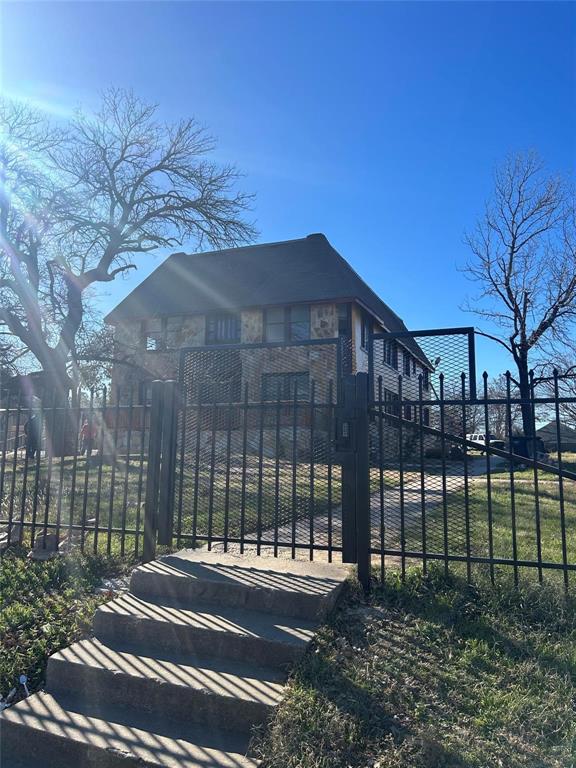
39,360,75,458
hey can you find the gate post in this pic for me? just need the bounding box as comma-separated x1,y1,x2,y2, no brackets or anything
354,373,371,593
157,381,178,546
143,381,164,563
338,373,371,592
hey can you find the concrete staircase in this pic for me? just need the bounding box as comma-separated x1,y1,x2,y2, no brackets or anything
0,551,348,767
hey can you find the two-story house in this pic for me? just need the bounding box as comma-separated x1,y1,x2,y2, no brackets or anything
105,233,430,412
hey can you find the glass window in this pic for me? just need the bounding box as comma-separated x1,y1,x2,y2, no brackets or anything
262,372,310,401
404,403,412,421
143,319,163,351
383,340,398,369
264,306,311,342
360,313,370,350
423,368,429,390
265,307,286,342
403,352,411,377
206,313,240,344
289,305,310,341
166,316,183,349
337,304,350,336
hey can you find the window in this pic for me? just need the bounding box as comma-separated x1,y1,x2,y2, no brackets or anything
383,340,398,369
422,368,429,390
423,407,430,426
404,403,412,421
337,303,351,337
403,352,411,377
166,316,183,349
142,319,163,351
383,388,400,416
206,313,240,344
262,372,310,401
360,313,371,350
138,379,154,405
264,306,311,343
412,358,417,375
288,305,310,341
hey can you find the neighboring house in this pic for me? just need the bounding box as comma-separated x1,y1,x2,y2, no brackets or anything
105,234,430,421
537,421,576,453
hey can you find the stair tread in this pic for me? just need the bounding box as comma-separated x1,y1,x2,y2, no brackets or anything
1,691,258,767
96,593,318,647
139,550,348,596
50,637,285,705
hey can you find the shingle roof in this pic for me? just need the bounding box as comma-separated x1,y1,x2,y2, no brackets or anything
105,233,426,363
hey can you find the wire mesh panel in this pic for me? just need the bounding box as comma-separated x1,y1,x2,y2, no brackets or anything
175,339,346,559
368,328,576,591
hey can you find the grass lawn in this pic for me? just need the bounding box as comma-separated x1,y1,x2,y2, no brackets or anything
254,567,576,768
0,547,133,702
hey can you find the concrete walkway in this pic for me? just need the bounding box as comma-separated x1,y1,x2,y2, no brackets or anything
0,551,349,768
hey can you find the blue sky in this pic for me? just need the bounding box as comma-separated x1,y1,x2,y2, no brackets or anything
1,1,574,374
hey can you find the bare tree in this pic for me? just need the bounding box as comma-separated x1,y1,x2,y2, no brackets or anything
0,89,256,406
464,152,576,436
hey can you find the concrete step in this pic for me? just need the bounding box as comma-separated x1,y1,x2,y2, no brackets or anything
46,637,284,732
93,592,317,669
0,691,258,768
130,550,349,621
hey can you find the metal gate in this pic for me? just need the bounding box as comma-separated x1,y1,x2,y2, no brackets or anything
141,325,576,594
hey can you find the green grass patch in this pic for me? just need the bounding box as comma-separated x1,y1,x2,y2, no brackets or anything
254,567,576,768
0,547,134,701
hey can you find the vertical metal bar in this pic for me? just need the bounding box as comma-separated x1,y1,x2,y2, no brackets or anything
467,330,477,401
54,396,67,546
483,373,495,584
273,392,281,557
529,371,543,583
309,381,316,560
18,399,32,543
175,392,187,550
291,384,299,559
327,379,334,563
143,381,164,563
0,392,10,521
355,373,371,593
439,374,449,577
222,388,233,552
42,390,57,546
553,370,569,592
135,394,147,558
461,373,471,582
398,375,406,580
93,387,107,554
506,372,519,586
367,326,374,405
106,388,122,554
30,401,42,549
158,381,178,547
206,385,218,551
67,390,82,547
191,390,203,550
80,390,94,553
256,400,265,556
121,387,134,556
239,383,249,554
378,376,385,581
7,389,23,546
418,375,427,575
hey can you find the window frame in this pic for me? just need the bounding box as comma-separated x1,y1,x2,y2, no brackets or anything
205,312,241,345
261,371,310,402
264,305,311,343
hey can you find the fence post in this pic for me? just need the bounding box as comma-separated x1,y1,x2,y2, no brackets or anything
354,373,371,593
339,375,357,563
143,381,164,563
157,381,178,546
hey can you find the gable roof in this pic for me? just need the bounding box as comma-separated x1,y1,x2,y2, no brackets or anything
537,421,576,438
105,233,427,363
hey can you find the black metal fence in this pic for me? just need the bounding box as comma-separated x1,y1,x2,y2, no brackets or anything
364,328,576,591
2,327,576,595
0,389,151,557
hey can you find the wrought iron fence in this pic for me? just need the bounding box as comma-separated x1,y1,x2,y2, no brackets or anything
0,389,150,557
366,328,576,591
